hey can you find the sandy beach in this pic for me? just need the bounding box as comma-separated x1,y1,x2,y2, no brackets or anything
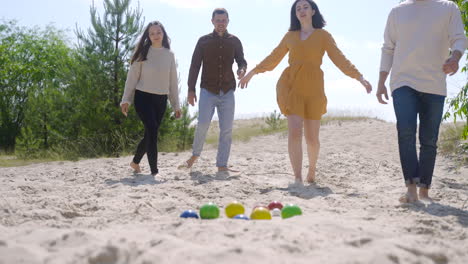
1,119,467,264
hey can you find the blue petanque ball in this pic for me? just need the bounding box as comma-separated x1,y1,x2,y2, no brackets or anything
180,210,199,219
233,214,250,220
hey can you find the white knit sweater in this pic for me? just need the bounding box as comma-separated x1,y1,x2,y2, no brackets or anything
380,0,467,96
121,47,180,110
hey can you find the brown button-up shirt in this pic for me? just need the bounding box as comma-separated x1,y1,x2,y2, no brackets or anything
188,30,247,94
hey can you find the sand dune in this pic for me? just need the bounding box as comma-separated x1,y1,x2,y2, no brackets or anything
1,119,467,264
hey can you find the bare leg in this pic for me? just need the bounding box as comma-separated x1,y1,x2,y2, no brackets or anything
304,119,321,183
287,115,304,183
399,184,418,203
130,162,141,173
418,187,432,202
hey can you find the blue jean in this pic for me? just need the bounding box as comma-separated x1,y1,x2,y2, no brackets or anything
192,88,235,167
392,86,445,189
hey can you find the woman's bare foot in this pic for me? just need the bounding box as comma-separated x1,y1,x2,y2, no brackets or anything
419,188,433,202
306,169,316,183
130,162,141,173
294,177,303,184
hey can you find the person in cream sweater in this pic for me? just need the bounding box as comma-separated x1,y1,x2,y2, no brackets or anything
377,0,467,203
121,21,181,177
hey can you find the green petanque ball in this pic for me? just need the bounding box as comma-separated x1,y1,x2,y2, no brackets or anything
200,203,220,219
281,204,302,219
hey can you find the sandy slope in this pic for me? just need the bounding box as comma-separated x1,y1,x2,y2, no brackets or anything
0,119,467,264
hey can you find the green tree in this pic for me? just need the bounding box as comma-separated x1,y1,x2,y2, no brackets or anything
70,0,144,155
0,21,73,153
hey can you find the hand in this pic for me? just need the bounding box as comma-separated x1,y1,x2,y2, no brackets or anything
443,56,460,76
376,82,389,104
238,71,255,89
188,91,197,106
174,109,182,119
121,103,129,117
359,76,372,94
237,69,246,79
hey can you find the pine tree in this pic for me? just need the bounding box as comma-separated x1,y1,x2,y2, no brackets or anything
75,0,143,125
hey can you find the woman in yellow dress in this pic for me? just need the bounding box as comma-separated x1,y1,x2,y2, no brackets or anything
239,0,372,184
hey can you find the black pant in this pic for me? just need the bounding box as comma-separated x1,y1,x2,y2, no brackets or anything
133,90,167,175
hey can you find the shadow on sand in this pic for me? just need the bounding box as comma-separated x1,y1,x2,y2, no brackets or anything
258,182,333,200
105,173,167,186
408,201,468,227
189,170,241,185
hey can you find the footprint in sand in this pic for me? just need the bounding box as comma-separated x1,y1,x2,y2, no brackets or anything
41,231,91,249
346,238,372,248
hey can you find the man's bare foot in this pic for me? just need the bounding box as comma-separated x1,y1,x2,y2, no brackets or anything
294,177,303,184
306,169,316,183
130,162,141,173
399,193,418,203
419,188,433,202
178,156,198,170
187,156,198,168
218,167,239,172
399,184,418,203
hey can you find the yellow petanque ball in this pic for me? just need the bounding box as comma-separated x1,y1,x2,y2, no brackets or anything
225,201,245,218
250,207,272,220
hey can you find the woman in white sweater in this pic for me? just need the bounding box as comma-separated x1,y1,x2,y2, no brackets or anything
120,21,181,177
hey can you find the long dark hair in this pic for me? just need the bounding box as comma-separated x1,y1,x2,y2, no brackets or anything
289,0,326,31
131,21,171,64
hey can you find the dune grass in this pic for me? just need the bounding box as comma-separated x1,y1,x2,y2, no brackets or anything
1,113,379,167
0,156,56,167
205,114,377,146
439,122,468,164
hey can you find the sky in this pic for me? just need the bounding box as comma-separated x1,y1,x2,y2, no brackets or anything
1,0,467,122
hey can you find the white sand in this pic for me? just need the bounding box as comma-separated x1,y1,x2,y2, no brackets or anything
1,119,467,264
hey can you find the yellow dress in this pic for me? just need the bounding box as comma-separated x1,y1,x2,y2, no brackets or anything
253,29,362,120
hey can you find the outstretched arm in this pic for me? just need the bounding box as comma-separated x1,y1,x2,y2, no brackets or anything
239,33,289,89
325,32,372,94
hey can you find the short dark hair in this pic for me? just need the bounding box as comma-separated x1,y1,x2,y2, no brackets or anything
289,0,326,31
212,8,229,19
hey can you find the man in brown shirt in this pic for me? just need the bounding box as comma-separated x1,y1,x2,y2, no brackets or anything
184,8,247,172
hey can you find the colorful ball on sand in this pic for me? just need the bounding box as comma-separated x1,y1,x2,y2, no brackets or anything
281,204,302,219
268,201,283,210
200,203,220,219
250,207,272,220
252,204,267,212
271,208,281,217
180,210,199,219
225,201,245,218
233,214,250,220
